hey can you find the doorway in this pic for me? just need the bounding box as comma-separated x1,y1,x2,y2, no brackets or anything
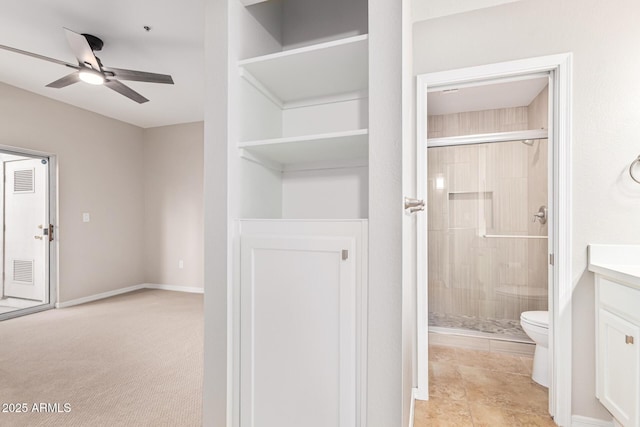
415,54,573,425
0,149,55,320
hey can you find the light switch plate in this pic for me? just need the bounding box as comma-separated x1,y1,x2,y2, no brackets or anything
83,213,90,223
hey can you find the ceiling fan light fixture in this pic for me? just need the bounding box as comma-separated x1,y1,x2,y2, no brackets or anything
78,69,105,85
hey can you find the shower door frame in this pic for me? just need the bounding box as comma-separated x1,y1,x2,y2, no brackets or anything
414,53,573,426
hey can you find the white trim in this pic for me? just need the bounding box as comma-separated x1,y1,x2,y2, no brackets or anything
426,71,551,93
55,284,145,308
549,53,573,427
55,283,203,308
238,34,368,67
571,415,614,427
417,53,572,87
415,53,573,425
408,388,418,427
144,283,205,294
415,71,429,401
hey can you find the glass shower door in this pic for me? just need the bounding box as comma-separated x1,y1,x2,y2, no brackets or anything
427,139,548,341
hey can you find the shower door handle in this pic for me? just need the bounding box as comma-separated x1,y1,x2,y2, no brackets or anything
532,206,548,224
404,197,425,213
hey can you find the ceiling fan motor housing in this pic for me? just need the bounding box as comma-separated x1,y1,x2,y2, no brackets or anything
82,34,103,52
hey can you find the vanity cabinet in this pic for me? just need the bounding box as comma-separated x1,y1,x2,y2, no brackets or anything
596,276,640,427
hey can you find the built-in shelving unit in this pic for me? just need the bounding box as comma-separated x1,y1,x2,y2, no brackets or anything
234,0,369,218
240,129,368,170
239,35,369,106
228,1,372,424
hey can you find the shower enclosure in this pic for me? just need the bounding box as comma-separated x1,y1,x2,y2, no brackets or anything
427,138,549,341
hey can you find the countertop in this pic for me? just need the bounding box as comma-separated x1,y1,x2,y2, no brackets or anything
588,244,640,289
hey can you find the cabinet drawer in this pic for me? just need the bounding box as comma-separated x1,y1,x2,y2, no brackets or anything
599,277,640,324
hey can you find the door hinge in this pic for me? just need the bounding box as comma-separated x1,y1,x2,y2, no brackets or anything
342,250,349,261
549,254,554,266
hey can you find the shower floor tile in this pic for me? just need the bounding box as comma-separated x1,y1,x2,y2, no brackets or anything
429,312,529,340
414,345,555,427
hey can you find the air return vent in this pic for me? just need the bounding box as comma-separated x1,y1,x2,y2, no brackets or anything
13,259,34,284
14,169,34,193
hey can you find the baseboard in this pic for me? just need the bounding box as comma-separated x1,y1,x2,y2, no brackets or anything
55,283,204,308
572,415,614,427
55,284,145,308
414,387,428,401
409,388,417,427
143,283,204,294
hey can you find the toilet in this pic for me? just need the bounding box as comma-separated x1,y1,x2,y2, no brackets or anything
520,310,549,387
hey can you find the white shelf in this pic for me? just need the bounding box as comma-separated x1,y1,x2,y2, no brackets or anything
240,0,269,5
239,35,368,106
239,129,368,170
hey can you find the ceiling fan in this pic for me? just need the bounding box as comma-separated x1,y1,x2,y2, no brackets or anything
0,27,174,104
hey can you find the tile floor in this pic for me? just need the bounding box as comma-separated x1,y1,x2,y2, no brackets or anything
414,345,556,427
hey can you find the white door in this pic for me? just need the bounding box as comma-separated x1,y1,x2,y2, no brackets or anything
240,234,356,427
3,158,49,302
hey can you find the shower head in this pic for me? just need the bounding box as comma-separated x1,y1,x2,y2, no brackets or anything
521,139,535,146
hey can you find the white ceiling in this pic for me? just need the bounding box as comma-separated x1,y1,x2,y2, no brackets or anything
427,77,549,116
0,0,205,128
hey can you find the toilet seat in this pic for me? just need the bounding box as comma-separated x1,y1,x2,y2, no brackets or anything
521,311,549,329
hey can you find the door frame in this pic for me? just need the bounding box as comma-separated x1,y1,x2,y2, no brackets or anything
414,53,572,426
0,145,57,321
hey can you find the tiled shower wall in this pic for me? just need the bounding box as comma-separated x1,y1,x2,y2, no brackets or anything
427,86,549,322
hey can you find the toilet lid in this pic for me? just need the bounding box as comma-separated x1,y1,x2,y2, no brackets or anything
521,311,549,328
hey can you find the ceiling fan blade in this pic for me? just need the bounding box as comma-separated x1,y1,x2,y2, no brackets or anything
63,27,101,71
104,80,149,104
46,72,80,88
102,66,174,84
0,44,77,68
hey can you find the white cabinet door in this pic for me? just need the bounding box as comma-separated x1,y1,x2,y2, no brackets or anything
598,309,640,427
240,234,356,427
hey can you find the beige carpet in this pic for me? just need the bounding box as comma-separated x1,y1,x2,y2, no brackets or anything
0,289,203,427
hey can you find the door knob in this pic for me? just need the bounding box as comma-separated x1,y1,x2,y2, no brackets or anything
404,197,425,213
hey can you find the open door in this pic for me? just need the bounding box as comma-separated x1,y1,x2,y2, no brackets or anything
3,158,49,302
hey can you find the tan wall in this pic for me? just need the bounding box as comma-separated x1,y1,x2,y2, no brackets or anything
427,106,529,138
415,0,640,419
142,122,204,289
0,82,145,303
